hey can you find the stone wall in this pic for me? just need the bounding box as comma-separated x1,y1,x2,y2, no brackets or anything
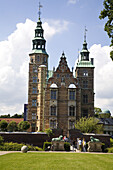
69,130,110,148
0,132,49,148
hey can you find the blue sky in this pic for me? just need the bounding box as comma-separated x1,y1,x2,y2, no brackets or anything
0,0,113,116
0,0,110,65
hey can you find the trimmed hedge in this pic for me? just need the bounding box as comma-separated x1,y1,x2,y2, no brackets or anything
43,142,51,151
64,142,70,151
0,142,42,151
0,142,23,151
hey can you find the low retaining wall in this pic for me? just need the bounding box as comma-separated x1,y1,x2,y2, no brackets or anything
0,131,111,149
69,130,110,148
82,134,110,148
0,132,49,148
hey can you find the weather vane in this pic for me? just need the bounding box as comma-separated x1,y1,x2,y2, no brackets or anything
38,2,43,19
84,26,88,42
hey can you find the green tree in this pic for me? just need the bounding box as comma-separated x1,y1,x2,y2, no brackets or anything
99,0,113,60
7,121,18,132
11,113,23,118
45,128,53,137
0,120,8,131
94,107,102,117
75,117,103,134
18,121,30,131
0,114,10,118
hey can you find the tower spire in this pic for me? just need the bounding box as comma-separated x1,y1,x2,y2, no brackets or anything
84,26,87,42
38,2,43,20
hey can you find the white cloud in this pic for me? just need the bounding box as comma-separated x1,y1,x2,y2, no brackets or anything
68,0,79,4
0,18,69,115
43,20,69,40
89,44,113,115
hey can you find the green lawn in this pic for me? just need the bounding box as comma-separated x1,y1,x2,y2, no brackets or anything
0,152,113,170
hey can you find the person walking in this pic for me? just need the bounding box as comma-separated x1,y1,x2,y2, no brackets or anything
78,138,82,151
82,138,86,152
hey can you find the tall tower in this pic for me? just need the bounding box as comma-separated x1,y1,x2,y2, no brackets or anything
75,28,95,118
27,4,49,132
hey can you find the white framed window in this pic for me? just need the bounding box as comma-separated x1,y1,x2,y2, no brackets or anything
32,99,37,107
51,90,56,100
33,77,37,83
33,66,37,73
32,87,37,94
69,91,75,100
32,113,36,120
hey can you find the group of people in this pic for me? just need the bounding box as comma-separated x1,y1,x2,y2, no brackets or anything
77,138,86,152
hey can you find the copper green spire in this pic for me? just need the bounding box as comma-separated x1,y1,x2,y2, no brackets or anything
38,2,43,20
30,2,48,55
80,27,89,61
84,26,87,42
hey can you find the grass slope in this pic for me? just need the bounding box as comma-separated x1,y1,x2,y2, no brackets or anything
0,153,113,170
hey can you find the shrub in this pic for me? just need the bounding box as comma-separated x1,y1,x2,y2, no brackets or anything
110,138,113,147
45,128,53,137
64,142,70,151
0,142,23,151
106,147,113,153
0,120,8,131
7,121,18,132
0,136,4,145
27,145,42,151
0,142,42,151
101,143,106,152
43,142,51,151
18,121,30,131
